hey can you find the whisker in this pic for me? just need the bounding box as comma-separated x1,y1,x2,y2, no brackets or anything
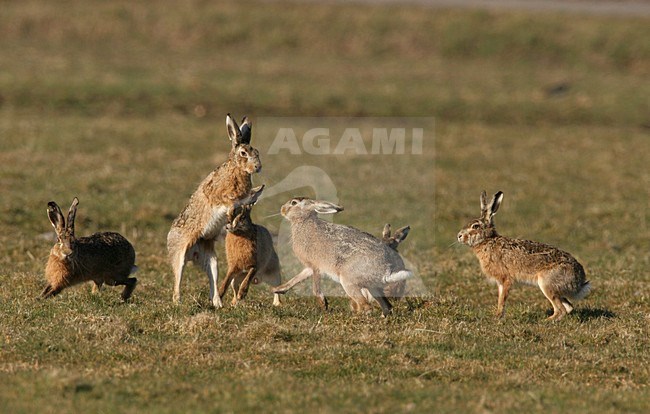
263,212,282,219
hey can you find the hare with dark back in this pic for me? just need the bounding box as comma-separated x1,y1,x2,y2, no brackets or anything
42,198,137,301
167,115,261,308
219,185,282,306
457,191,591,320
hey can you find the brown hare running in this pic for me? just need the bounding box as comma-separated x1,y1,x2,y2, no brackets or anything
220,185,282,306
457,191,591,320
273,198,412,317
42,198,137,301
167,114,261,308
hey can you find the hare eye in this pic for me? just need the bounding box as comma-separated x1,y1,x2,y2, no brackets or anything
239,150,247,157
290,200,298,206
471,223,480,230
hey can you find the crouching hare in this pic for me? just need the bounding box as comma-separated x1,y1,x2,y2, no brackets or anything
42,198,137,301
457,191,591,320
274,198,413,317
220,185,282,306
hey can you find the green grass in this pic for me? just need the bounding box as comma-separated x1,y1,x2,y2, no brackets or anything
1,1,649,413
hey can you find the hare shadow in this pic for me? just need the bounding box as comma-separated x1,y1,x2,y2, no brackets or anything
574,307,616,322
544,307,615,322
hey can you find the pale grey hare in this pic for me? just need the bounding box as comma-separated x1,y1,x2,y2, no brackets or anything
167,114,261,308
273,198,412,316
457,191,591,320
42,197,137,301
220,185,282,306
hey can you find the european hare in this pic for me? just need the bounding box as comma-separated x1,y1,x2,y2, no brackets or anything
457,191,591,320
273,198,412,316
272,223,411,303
42,198,137,301
167,114,261,308
220,185,282,306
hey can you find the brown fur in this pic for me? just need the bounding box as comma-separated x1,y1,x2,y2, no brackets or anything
167,115,261,308
220,186,281,306
458,191,590,320
42,199,137,301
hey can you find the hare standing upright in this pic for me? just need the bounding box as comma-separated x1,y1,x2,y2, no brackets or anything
273,198,412,316
42,198,137,301
167,115,261,308
220,185,282,306
457,191,591,320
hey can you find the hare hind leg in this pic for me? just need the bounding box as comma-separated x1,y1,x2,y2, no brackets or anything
41,284,63,299
120,278,138,302
367,287,393,317
538,279,567,321
194,239,222,309
561,298,574,314
340,280,372,314
171,247,188,304
236,267,257,301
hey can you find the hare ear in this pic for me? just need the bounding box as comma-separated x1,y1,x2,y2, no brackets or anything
480,190,489,214
66,197,79,237
382,223,392,239
239,116,252,145
226,114,243,147
237,185,264,208
248,184,265,205
314,201,343,215
47,201,65,237
488,191,504,218
226,205,236,221
393,225,410,243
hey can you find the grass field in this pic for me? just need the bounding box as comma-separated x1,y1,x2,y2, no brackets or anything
1,1,649,413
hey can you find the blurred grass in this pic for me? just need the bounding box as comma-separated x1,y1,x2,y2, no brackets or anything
1,0,649,413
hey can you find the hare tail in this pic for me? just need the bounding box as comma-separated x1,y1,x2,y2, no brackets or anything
571,281,591,301
384,270,413,284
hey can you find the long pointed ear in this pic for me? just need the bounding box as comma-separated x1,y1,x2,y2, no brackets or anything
239,116,252,145
226,114,243,147
382,223,392,239
314,201,343,215
393,225,410,243
247,184,265,205
487,191,504,221
66,197,79,237
47,201,66,238
480,190,489,214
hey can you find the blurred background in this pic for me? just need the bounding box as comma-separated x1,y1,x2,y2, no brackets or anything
0,1,649,411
